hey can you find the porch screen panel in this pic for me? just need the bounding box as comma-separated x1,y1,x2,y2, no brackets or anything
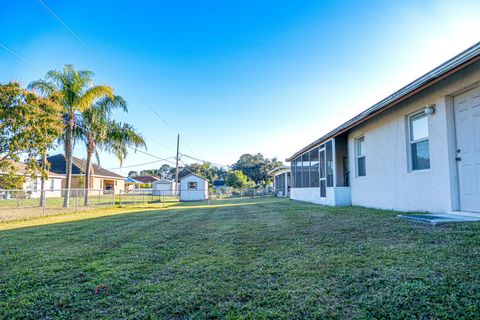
326,141,333,187
290,160,295,188
302,153,310,187
310,147,319,187
278,174,285,190
319,148,326,197
296,157,302,188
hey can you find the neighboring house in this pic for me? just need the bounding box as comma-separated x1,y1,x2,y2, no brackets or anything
179,174,209,201
134,175,161,185
0,162,65,198
152,179,176,196
287,42,480,213
269,166,291,197
212,179,227,191
47,154,125,195
125,177,141,192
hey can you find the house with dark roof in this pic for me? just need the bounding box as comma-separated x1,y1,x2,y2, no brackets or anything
287,42,480,214
133,175,161,185
47,154,125,194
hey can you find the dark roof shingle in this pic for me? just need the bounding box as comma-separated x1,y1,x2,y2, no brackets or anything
47,154,124,179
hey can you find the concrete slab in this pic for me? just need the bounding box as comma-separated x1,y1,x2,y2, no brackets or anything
397,213,480,225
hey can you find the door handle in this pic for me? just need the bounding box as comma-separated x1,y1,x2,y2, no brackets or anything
455,157,461,161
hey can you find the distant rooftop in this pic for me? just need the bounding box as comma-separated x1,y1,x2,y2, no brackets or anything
47,154,124,179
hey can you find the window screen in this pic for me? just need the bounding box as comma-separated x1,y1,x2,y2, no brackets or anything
409,112,430,171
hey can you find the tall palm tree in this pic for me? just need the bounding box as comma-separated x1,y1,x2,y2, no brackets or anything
79,95,146,206
28,65,113,208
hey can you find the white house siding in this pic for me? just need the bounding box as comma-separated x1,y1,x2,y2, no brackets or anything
153,180,176,196
25,176,63,198
179,175,208,201
348,62,480,213
291,188,325,204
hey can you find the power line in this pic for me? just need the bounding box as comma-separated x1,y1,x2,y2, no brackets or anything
37,0,199,157
37,0,95,56
12,94,177,170
0,43,182,168
0,43,185,178
0,43,41,71
106,157,177,170
180,153,229,168
178,157,197,175
5,7,205,168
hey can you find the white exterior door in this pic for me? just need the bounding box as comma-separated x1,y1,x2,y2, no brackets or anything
454,87,480,212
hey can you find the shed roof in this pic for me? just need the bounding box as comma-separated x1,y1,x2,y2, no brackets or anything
179,173,209,182
287,41,480,161
153,179,174,184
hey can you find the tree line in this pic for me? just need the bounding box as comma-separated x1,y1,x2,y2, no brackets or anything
0,65,146,207
129,153,284,189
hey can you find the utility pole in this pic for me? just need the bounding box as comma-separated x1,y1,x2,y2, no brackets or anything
175,134,180,193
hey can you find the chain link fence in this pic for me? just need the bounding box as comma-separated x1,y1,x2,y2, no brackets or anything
0,187,276,223
0,188,115,223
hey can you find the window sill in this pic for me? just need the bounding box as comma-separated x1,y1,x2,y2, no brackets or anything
409,168,431,174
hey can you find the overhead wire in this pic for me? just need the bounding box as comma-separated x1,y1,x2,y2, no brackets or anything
0,43,179,169
36,0,199,157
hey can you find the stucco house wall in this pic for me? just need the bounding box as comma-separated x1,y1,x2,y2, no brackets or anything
24,175,64,198
67,175,125,195
290,187,324,204
348,61,480,213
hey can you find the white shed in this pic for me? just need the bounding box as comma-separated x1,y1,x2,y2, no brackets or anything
152,179,176,196
179,174,209,201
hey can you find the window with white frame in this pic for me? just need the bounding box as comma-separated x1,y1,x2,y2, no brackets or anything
188,182,197,190
408,111,430,171
356,136,366,177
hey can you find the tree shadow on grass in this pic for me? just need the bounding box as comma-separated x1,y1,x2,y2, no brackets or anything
0,197,283,232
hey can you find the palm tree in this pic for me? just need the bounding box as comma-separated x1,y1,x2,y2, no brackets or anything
28,65,113,208
79,95,146,206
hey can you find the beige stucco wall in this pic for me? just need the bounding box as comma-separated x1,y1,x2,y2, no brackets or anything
348,61,480,213
67,175,124,195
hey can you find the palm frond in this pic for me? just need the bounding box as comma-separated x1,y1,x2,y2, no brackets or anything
27,80,57,96
77,85,113,112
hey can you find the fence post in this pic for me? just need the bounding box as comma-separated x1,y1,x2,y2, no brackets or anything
75,189,78,212
113,189,116,207
43,190,46,215
119,190,122,207
253,189,256,198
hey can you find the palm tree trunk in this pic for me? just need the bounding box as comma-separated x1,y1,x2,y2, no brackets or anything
84,142,94,207
63,116,74,208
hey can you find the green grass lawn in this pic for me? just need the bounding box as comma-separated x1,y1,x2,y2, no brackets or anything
1,198,479,319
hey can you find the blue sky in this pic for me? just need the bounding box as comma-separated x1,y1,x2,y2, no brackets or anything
1,0,480,175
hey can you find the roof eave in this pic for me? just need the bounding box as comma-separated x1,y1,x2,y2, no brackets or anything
286,45,480,162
